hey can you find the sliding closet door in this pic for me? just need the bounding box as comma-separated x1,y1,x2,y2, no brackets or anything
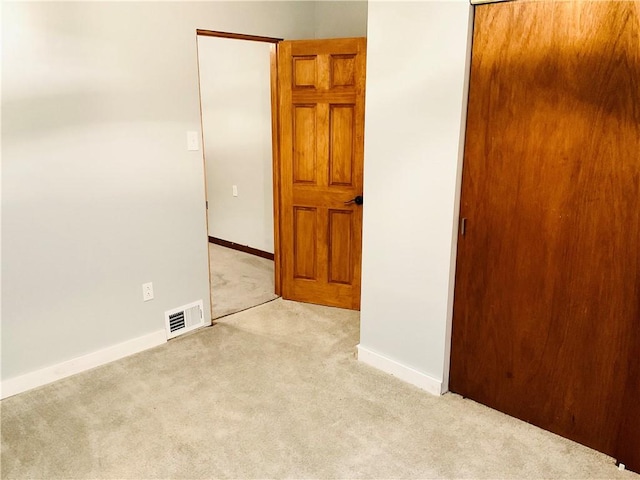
450,1,639,471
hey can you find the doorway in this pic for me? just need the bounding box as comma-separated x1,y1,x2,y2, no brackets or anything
196,32,368,317
196,30,281,320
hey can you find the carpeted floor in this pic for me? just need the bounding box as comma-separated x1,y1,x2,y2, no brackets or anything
1,299,637,479
209,242,279,319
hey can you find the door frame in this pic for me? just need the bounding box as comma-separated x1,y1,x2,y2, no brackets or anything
195,29,283,322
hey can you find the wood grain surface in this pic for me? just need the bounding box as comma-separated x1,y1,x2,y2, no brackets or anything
278,38,366,310
196,29,281,44
450,1,640,471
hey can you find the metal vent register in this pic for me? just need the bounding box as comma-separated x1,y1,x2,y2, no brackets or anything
164,300,204,339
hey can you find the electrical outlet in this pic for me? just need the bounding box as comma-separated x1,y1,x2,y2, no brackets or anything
142,282,154,302
232,185,238,197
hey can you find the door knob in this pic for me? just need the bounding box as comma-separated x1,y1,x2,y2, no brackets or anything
344,195,363,206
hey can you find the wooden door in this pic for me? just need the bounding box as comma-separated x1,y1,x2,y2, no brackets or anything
277,38,366,310
450,1,640,472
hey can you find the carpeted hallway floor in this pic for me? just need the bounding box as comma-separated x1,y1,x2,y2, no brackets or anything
209,243,279,319
1,299,637,479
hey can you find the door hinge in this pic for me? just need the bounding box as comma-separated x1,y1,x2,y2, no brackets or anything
460,217,467,236
206,201,209,210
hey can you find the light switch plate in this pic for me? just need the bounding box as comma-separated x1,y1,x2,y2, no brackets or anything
187,131,199,151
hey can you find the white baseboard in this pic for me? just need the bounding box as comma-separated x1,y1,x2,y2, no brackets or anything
1,330,167,399
356,344,443,396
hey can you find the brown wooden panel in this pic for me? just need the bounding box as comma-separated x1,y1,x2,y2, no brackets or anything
293,105,317,184
616,333,640,471
330,55,356,87
316,103,330,189
196,29,282,43
290,38,361,56
450,1,640,472
328,210,353,284
270,44,282,296
329,105,355,186
293,207,317,279
292,91,356,104
291,188,357,208
208,237,274,260
293,56,317,89
278,38,366,310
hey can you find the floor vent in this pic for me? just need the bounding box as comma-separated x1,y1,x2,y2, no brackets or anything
164,300,205,339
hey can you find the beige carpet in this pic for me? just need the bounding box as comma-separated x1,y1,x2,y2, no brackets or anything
209,242,279,319
1,299,637,479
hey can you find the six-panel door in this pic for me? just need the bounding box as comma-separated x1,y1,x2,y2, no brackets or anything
278,38,366,310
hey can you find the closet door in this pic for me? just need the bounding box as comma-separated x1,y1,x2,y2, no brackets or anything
450,1,639,471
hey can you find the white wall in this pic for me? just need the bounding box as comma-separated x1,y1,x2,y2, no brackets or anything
2,0,469,399
358,1,473,395
315,1,368,38
1,1,316,390
198,37,275,253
